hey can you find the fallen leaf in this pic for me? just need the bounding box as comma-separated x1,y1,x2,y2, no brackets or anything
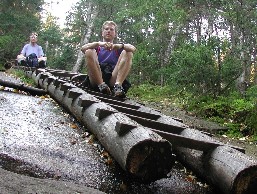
105,157,113,165
70,138,77,145
101,151,109,158
239,137,246,141
70,123,78,129
185,175,196,183
81,132,90,138
88,135,95,144
13,89,19,93
120,182,127,192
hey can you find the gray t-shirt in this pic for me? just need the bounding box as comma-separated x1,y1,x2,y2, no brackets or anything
21,43,44,57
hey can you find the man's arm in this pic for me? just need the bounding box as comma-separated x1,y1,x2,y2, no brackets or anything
81,42,104,53
38,46,44,57
81,42,136,53
20,44,28,56
113,43,136,53
17,44,27,61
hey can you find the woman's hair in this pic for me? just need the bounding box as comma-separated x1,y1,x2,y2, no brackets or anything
102,21,118,32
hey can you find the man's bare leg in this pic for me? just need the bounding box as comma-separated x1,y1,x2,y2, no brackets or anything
85,49,111,94
85,49,103,86
110,51,133,97
110,51,133,86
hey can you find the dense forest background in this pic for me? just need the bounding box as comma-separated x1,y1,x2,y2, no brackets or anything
0,0,256,138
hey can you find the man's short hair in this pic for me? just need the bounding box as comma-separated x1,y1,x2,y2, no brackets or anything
102,21,118,32
30,32,38,38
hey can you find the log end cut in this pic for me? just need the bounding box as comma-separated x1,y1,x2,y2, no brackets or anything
232,165,257,194
126,140,175,182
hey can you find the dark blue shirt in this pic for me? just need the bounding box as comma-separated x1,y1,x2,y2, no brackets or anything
96,46,123,70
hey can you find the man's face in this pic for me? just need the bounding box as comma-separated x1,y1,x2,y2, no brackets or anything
30,34,38,43
102,24,116,41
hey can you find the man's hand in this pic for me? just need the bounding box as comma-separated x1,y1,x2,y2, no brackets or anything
101,42,123,50
101,42,113,51
113,43,124,50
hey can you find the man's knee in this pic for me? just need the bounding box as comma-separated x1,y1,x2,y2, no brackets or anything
38,60,46,68
85,49,96,58
20,60,27,66
126,51,133,58
121,51,133,62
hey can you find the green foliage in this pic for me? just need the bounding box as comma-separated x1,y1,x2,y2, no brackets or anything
167,42,217,95
50,44,77,71
40,16,73,70
246,85,257,101
0,0,43,62
0,35,13,63
128,84,174,102
130,82,256,140
187,89,256,137
10,69,35,86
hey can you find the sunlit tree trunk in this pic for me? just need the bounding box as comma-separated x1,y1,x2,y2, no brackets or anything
196,15,202,44
72,3,98,72
160,25,183,86
252,39,257,84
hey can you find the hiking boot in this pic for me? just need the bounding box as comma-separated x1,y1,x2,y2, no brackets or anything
113,84,126,98
98,82,111,95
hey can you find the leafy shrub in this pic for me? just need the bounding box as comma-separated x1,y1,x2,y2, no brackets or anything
128,84,174,102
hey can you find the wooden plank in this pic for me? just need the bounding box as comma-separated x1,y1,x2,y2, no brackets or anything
152,129,244,152
97,96,141,110
126,114,184,134
111,104,161,121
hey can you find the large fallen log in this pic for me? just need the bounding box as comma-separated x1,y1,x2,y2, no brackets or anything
0,78,47,96
32,70,175,182
122,99,257,194
26,68,257,193
174,129,257,194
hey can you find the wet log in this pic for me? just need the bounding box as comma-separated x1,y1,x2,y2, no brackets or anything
33,71,175,182
0,78,47,96
174,128,257,194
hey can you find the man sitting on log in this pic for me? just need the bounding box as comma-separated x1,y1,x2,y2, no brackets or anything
81,21,136,98
17,32,47,68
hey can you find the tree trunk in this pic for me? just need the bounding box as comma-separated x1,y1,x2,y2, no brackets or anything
252,40,257,84
160,24,183,86
196,15,202,44
0,78,47,96
72,3,98,73
163,25,182,65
